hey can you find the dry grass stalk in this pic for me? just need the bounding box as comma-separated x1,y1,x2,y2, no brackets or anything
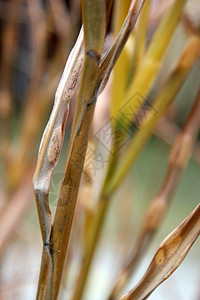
67,2,147,299
65,3,200,300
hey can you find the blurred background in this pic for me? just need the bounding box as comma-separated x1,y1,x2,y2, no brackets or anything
0,0,200,299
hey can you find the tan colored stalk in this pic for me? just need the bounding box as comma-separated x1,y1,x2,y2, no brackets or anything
69,2,146,300
109,85,200,300
120,203,200,300
63,139,95,288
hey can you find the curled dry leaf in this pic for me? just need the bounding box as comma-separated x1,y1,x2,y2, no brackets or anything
120,203,200,300
33,28,84,245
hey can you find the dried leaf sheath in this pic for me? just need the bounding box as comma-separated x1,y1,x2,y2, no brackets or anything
33,28,83,245
120,203,200,300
